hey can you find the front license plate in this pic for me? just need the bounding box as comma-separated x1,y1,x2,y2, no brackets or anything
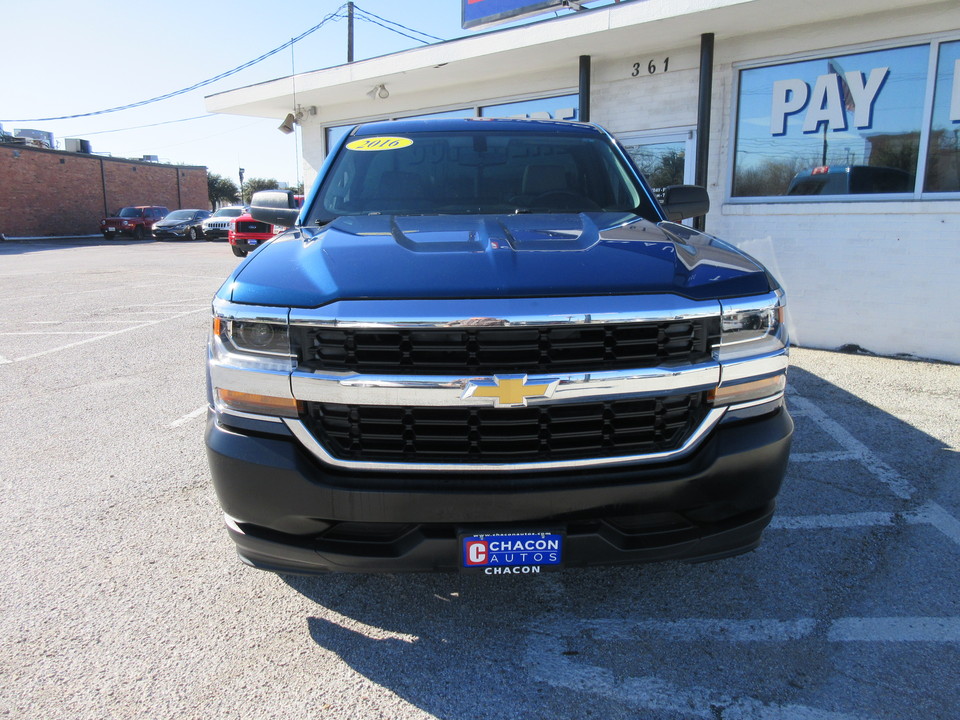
106,227,115,232
460,531,563,574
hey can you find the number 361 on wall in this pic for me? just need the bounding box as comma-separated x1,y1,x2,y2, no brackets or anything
632,58,670,76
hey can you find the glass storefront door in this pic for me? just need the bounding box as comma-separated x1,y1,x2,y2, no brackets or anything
619,130,696,201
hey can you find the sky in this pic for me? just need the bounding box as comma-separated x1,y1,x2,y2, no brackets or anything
0,0,608,190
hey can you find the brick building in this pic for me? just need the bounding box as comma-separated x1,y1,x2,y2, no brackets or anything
0,144,208,237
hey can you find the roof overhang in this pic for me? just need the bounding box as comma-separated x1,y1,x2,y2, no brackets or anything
205,0,941,125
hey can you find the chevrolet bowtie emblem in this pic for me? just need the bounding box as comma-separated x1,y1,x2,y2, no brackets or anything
461,375,559,408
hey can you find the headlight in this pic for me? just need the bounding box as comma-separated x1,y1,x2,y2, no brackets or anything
214,316,291,357
209,303,297,420
715,291,787,361
709,291,789,413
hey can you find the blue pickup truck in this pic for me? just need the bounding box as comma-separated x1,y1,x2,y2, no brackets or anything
205,118,792,575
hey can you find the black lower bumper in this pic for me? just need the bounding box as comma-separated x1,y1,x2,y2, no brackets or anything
206,405,793,574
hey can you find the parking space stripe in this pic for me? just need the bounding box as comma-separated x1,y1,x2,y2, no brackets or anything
534,616,960,645
525,625,868,720
906,502,960,547
771,512,897,530
789,394,916,499
790,450,859,462
771,502,960,547
8,308,207,363
167,406,208,429
828,617,960,642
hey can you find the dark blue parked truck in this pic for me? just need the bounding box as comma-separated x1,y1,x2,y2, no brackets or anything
205,118,792,575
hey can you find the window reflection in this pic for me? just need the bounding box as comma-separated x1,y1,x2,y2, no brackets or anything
924,41,960,193
734,45,928,197
323,96,579,157
623,140,685,200
479,95,578,121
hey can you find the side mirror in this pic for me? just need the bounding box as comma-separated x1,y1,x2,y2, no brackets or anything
661,185,709,222
250,190,301,228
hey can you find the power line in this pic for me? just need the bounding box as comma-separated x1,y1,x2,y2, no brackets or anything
5,4,446,133
353,5,446,44
65,114,216,137
1,4,349,123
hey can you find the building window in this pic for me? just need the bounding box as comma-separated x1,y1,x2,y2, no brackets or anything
924,40,960,193
732,41,959,199
323,95,578,157
479,94,578,120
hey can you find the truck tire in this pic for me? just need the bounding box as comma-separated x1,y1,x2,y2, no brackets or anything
132,226,144,240
231,246,247,258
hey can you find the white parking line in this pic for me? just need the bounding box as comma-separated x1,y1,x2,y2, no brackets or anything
790,450,858,462
525,623,871,720
535,616,960,644
771,502,960,548
525,613,960,718
7,308,207,363
789,393,915,499
828,617,960,642
167,406,208,428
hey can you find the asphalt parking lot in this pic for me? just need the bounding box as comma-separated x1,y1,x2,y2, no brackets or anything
1,237,958,719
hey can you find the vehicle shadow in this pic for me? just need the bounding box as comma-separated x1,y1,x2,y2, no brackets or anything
0,237,157,255
281,361,960,719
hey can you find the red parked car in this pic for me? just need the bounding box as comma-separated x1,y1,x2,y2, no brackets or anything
227,196,302,257
227,212,276,258
99,205,169,240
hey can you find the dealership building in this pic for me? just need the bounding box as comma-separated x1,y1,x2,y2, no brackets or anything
206,0,960,363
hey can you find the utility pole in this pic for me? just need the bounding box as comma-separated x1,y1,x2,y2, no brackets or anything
347,2,354,63
239,168,245,204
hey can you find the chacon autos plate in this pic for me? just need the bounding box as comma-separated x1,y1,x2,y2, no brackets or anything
460,531,563,575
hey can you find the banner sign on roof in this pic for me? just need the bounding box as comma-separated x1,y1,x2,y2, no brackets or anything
462,0,566,30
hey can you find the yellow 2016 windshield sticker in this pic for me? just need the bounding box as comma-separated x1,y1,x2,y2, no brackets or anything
346,137,413,151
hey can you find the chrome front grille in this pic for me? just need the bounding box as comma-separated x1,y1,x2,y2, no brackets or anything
299,393,707,464
295,319,718,374
282,295,727,470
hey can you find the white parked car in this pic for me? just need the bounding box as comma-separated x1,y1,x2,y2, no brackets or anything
201,206,247,241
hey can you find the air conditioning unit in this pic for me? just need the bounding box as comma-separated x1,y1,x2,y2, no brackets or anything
64,138,93,153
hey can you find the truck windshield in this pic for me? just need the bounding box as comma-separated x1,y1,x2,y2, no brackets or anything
308,131,654,224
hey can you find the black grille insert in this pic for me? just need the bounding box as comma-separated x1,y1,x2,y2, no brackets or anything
300,393,707,464
237,220,271,234
295,319,718,374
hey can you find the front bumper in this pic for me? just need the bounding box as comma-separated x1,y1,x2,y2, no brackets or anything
230,236,268,251
153,228,188,238
205,404,793,574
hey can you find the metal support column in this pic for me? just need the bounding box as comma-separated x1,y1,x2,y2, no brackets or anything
694,33,714,232
578,55,591,123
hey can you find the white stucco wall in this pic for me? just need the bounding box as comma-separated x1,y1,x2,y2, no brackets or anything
705,7,959,362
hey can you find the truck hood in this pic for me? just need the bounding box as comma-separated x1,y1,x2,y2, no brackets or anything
223,213,773,307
